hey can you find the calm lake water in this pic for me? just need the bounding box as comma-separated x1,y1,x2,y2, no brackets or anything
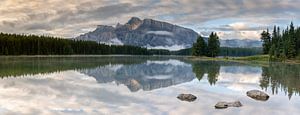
0,56,299,115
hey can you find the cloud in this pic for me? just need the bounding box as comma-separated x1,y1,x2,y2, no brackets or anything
215,31,263,40
0,0,299,39
199,22,271,39
146,31,174,36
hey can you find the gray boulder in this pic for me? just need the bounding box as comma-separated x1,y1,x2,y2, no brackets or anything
215,101,242,109
177,94,197,102
246,90,269,101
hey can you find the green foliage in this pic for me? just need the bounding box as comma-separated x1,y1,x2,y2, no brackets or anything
192,32,220,57
172,48,192,55
232,55,269,61
261,29,271,54
0,33,151,55
148,49,171,55
192,36,207,56
219,47,262,57
207,32,220,57
261,22,300,60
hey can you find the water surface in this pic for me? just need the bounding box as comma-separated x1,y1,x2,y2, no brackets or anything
0,56,299,115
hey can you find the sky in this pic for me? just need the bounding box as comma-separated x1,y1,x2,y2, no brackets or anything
0,0,299,40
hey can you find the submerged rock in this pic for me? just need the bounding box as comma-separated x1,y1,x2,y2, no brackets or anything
215,101,242,109
246,90,269,101
177,94,197,102
127,79,141,92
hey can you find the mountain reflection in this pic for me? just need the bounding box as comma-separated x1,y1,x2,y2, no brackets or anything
80,60,195,92
0,56,299,98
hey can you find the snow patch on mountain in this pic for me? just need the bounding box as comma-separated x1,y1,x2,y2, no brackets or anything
145,75,173,80
146,31,174,36
99,38,123,45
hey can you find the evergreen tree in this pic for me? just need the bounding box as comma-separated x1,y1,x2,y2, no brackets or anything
192,36,207,56
0,33,151,55
286,22,297,58
261,29,271,54
207,32,220,57
260,22,299,60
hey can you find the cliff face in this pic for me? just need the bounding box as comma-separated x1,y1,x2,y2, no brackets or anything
76,17,199,50
75,17,262,49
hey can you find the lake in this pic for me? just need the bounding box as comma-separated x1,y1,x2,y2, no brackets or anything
0,56,299,115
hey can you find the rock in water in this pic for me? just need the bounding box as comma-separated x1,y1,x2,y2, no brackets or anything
215,102,228,109
215,101,242,109
127,79,141,92
227,101,242,107
246,90,269,101
177,94,197,102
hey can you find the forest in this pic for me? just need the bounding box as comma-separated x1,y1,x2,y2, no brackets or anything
0,32,262,56
261,22,300,60
0,33,149,55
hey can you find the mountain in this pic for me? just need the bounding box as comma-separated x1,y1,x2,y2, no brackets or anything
76,17,199,51
80,60,195,92
76,17,262,50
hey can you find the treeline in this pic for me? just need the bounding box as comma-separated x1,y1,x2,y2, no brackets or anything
0,33,149,55
148,48,193,55
0,32,263,56
261,22,300,60
155,47,262,56
219,47,262,56
192,32,220,57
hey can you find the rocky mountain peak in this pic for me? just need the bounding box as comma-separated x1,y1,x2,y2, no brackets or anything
126,17,143,30
116,23,123,28
76,17,199,50
75,17,261,50
127,17,142,24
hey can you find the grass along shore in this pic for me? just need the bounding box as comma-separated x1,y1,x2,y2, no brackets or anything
187,55,300,65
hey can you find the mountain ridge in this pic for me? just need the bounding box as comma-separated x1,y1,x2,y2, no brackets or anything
76,17,262,50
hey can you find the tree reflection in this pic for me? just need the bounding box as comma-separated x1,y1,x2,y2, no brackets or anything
0,56,149,78
260,63,300,99
192,61,220,85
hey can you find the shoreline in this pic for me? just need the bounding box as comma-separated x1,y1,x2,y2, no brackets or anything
0,55,299,64
186,55,300,65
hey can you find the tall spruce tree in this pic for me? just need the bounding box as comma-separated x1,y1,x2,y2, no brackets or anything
207,32,220,57
261,29,271,54
296,27,300,55
286,22,297,58
192,36,207,56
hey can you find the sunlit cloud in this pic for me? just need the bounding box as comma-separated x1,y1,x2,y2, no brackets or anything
0,0,299,39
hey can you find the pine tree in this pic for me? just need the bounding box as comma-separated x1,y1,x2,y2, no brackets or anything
269,26,277,58
192,36,207,56
261,29,271,54
261,22,300,60
207,32,220,57
286,22,297,58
